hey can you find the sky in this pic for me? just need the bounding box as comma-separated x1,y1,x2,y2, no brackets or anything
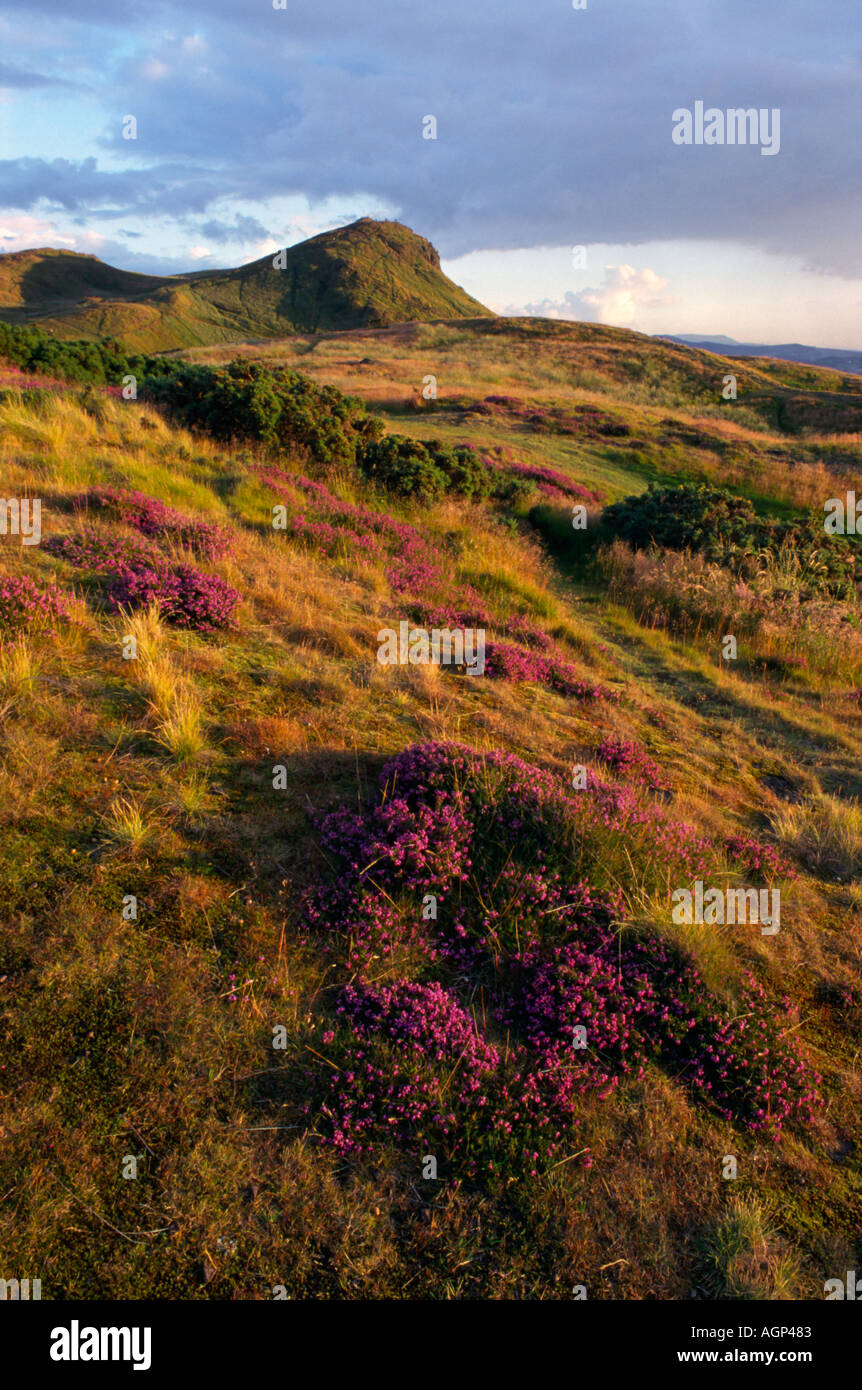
1,0,861,346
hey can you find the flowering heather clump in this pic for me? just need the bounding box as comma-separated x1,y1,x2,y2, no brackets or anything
45,527,239,632
596,736,667,792
339,980,500,1075
501,613,555,650
255,461,617,704
573,779,715,879
80,487,232,561
44,527,163,575
290,514,385,561
302,741,822,1164
484,639,618,701
315,981,500,1156
0,364,71,393
725,833,798,882
507,461,601,504
255,463,441,594
108,563,240,632
0,574,71,638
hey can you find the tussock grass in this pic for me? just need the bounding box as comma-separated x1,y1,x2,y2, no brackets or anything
153,687,206,762
112,605,208,762
101,795,156,854
770,793,862,884
696,1195,801,1299
0,636,40,696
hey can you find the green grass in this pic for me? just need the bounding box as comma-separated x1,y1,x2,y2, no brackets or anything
0,317,860,1301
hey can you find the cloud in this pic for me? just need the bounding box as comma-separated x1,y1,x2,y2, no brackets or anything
1,0,862,277
511,265,673,326
0,62,78,89
0,156,225,217
198,213,270,244
0,212,77,248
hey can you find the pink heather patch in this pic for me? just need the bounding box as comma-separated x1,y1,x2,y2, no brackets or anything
301,741,823,1163
45,526,239,632
0,574,71,638
78,487,232,561
596,737,667,792
108,564,240,632
484,640,618,701
725,833,798,882
507,461,601,504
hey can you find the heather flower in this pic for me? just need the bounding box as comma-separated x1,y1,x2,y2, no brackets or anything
79,486,232,561
0,574,71,638
45,526,239,632
108,563,240,631
484,639,618,701
506,461,601,504
44,527,162,575
301,741,822,1163
596,736,667,792
725,833,797,882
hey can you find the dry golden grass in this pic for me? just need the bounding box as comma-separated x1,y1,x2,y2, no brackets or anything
0,348,860,1302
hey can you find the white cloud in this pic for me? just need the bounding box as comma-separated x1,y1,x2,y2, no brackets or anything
508,264,674,327
142,58,169,81
0,212,77,248
579,265,672,325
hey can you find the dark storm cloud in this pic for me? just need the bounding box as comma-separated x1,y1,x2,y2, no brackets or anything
2,0,861,272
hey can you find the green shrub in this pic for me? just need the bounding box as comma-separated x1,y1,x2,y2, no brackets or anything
602,482,859,593
142,360,383,467
359,435,492,501
0,321,144,385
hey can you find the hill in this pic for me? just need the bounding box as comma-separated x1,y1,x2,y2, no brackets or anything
0,220,492,352
183,313,862,444
660,333,862,379
0,310,860,1301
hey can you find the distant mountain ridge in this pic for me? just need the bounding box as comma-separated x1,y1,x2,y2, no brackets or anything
658,333,862,377
0,219,492,353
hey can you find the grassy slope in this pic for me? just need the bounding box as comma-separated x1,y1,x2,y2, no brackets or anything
0,321,860,1299
0,222,492,352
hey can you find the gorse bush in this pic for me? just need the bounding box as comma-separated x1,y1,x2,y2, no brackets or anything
0,328,594,511
602,482,860,592
359,435,493,502
147,361,500,501
0,322,141,386
142,360,383,467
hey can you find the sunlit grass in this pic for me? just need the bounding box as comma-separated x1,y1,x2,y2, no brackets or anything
101,795,155,854
696,1195,801,1300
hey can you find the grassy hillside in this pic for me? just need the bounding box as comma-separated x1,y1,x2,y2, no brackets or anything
185,315,862,493
0,221,492,353
0,318,860,1300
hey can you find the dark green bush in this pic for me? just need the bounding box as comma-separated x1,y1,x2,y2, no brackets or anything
602,482,859,592
358,435,492,501
0,321,144,384
358,435,448,501
141,360,383,467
